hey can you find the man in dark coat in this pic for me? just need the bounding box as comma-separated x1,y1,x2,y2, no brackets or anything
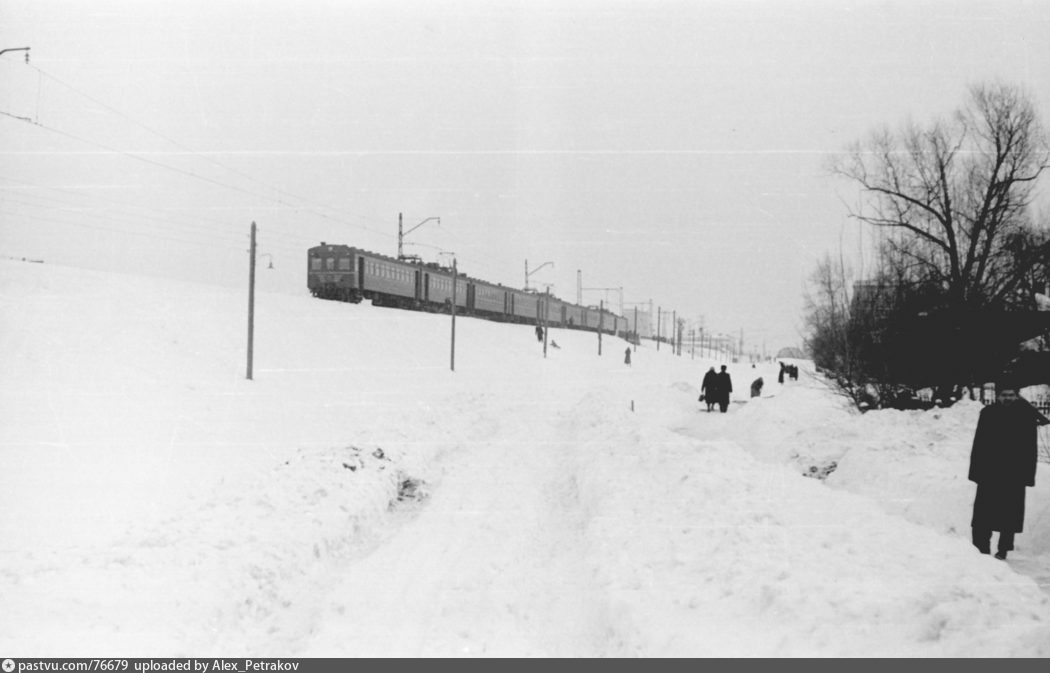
968,383,1048,559
715,365,733,413
700,366,717,412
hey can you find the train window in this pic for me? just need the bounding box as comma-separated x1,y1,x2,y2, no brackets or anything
325,258,335,270
338,258,351,271
310,258,321,271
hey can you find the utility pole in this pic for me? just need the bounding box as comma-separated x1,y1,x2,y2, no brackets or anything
543,287,550,359
246,221,256,380
598,299,604,356
397,212,440,261
656,306,661,351
672,310,677,356
633,307,638,352
450,257,457,372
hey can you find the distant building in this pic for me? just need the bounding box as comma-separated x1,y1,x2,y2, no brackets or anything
852,280,896,320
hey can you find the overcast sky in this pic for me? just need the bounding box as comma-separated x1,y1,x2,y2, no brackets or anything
2,0,1049,351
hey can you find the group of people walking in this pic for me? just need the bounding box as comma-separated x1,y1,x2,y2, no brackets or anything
688,357,1044,564
778,361,799,383
700,365,733,413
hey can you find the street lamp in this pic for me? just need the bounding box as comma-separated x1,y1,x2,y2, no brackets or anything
525,259,553,291
398,212,440,261
0,47,30,63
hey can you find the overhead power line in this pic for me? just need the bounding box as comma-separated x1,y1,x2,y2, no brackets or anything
23,64,398,235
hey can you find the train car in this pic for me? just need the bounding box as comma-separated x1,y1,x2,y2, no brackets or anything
308,242,632,340
470,278,509,320
508,288,540,324
422,263,468,310
562,302,583,330
543,295,566,328
358,251,418,307
307,243,358,301
309,244,422,308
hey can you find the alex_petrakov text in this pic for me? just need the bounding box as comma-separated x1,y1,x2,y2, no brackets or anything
134,662,298,673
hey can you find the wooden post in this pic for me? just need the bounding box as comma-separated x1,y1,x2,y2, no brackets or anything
450,257,457,372
246,221,256,380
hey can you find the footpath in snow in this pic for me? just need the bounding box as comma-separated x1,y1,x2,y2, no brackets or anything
2,259,1050,656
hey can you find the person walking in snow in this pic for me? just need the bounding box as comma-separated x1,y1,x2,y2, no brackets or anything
715,365,733,413
624,347,632,366
968,380,1048,559
750,377,763,398
700,366,717,412
778,361,786,384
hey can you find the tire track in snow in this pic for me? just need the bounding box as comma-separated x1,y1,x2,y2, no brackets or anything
302,387,633,656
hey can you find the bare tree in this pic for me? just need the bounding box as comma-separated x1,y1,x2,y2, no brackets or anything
830,81,1050,310
803,253,861,400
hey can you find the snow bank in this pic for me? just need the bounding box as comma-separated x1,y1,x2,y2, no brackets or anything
3,259,1050,657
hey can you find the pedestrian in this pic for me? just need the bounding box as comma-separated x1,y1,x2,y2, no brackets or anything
968,380,1048,559
778,361,786,384
535,324,544,342
750,377,763,398
715,365,733,413
700,366,717,412
624,347,632,366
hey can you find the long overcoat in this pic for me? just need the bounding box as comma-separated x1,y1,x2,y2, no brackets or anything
715,371,733,406
701,370,718,400
968,401,1044,532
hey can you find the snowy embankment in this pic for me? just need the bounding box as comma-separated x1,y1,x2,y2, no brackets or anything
2,259,1050,657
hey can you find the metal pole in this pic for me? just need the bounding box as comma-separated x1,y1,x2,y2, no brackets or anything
524,259,529,291
633,307,638,352
543,287,549,358
599,299,603,356
0,47,30,61
657,306,661,351
450,258,457,371
672,310,677,356
397,212,403,259
246,221,256,380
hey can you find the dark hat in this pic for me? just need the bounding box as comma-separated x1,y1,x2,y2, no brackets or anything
996,377,1020,393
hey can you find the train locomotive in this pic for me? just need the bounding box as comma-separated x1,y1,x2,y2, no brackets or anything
307,243,629,336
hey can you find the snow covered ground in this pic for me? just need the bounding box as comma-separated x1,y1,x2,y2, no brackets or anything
2,258,1050,657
